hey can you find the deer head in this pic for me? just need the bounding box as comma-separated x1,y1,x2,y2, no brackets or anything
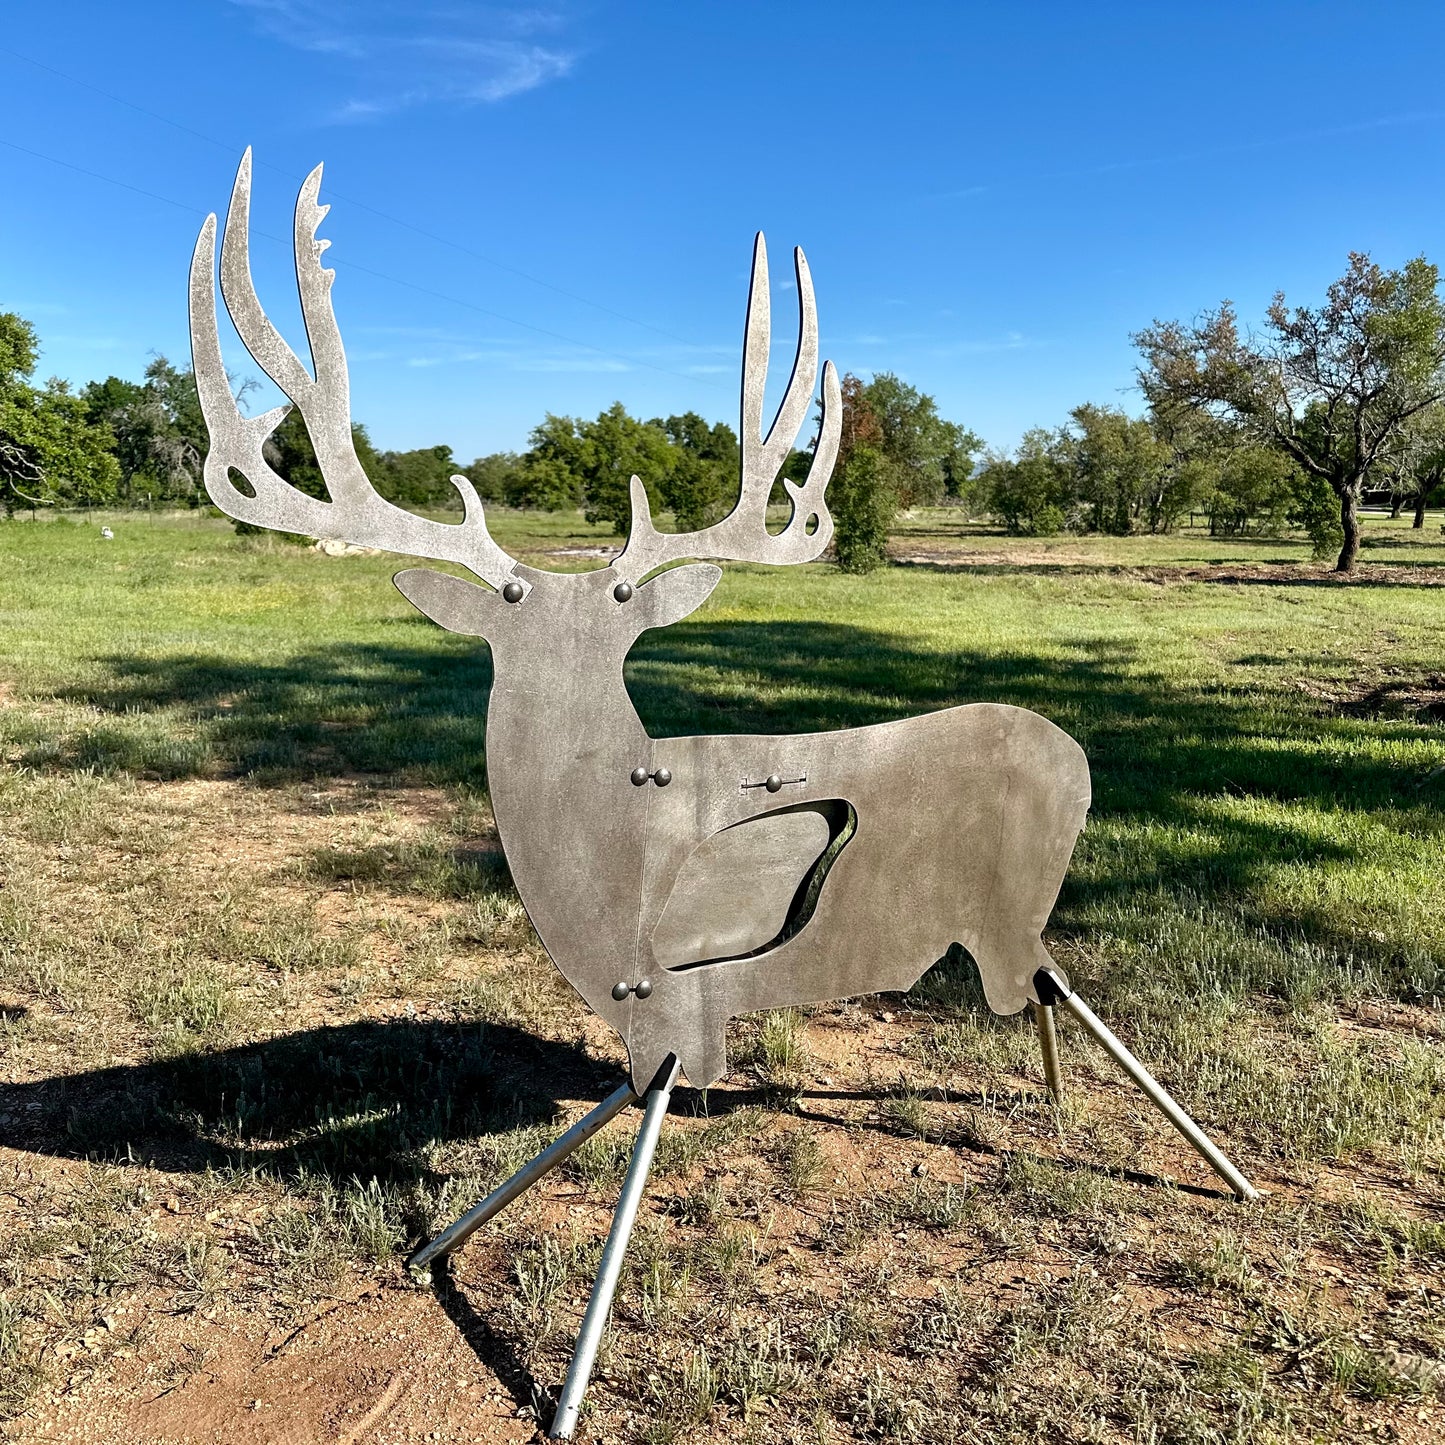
189,151,842,661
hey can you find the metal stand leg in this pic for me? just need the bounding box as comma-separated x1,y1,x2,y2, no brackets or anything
1036,969,1260,1203
549,1058,679,1441
1031,1000,1064,1104
408,1081,638,1273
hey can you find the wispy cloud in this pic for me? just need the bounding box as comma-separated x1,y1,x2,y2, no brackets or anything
227,1,576,119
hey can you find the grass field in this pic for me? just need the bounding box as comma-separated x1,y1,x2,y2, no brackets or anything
1,507,1443,1443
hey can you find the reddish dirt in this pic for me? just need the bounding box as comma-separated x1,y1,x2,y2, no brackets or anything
19,1281,538,1444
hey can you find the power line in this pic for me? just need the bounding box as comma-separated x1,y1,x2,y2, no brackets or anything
0,42,707,350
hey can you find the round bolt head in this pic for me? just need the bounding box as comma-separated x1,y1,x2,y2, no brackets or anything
611,981,630,1002
652,767,672,787
765,773,784,793
501,580,524,604
633,978,653,1000
630,765,650,786
612,580,634,602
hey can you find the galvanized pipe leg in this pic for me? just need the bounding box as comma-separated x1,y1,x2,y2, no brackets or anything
1031,1000,1064,1104
407,1081,638,1274
1036,969,1260,1204
549,1058,679,1440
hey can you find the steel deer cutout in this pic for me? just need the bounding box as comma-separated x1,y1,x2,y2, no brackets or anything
190,153,1259,1440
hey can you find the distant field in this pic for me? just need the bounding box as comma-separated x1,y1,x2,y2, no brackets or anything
0,507,1442,1443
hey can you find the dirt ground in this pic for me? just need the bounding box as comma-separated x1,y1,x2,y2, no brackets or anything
2,777,1443,1445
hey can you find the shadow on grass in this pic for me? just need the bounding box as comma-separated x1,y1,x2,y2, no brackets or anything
0,1017,620,1186
675,1081,1235,1200
33,617,1436,811
22,614,1445,988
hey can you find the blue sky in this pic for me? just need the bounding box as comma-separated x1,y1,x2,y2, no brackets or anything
5,1,1445,460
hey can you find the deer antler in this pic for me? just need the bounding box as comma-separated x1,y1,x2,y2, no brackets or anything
189,151,523,592
616,233,841,578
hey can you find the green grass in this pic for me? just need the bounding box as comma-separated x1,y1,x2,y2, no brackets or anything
1,506,1443,1440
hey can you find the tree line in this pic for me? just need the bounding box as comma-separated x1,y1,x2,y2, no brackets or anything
5,247,1444,574
0,303,982,572
914,251,1445,572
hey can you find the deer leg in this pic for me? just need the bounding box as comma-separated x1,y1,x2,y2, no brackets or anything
1035,969,1260,1204
549,1057,680,1441
407,1081,638,1274
1031,999,1064,1104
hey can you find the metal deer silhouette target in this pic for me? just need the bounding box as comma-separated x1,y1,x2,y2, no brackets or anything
191,152,1258,1440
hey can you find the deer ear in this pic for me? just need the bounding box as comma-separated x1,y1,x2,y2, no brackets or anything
633,563,722,631
394,568,494,636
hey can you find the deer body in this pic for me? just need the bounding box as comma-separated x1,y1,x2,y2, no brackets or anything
190,153,1093,1093
398,561,1090,1089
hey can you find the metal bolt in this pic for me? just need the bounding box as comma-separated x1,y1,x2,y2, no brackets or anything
630,766,650,787
652,767,672,787
764,774,783,793
501,580,524,604
612,581,634,602
611,979,652,1001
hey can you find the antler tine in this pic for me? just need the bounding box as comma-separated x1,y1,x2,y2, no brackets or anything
745,238,819,498
616,234,838,578
739,232,773,491
190,151,523,592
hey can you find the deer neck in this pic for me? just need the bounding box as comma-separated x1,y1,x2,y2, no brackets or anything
483,647,647,815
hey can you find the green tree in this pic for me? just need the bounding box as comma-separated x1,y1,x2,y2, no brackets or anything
823,372,979,570
82,375,154,500
142,357,208,500
829,374,893,571
83,357,215,506
375,444,458,509
857,373,980,509
578,403,674,534
0,313,39,387
511,413,588,511
1135,252,1445,572
462,452,522,502
1,383,119,510
654,411,738,531
940,420,985,508
979,428,1073,536
832,444,895,572
1206,445,1299,536
1065,403,1173,534
1377,403,1445,529
1288,469,1345,560
0,311,118,511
